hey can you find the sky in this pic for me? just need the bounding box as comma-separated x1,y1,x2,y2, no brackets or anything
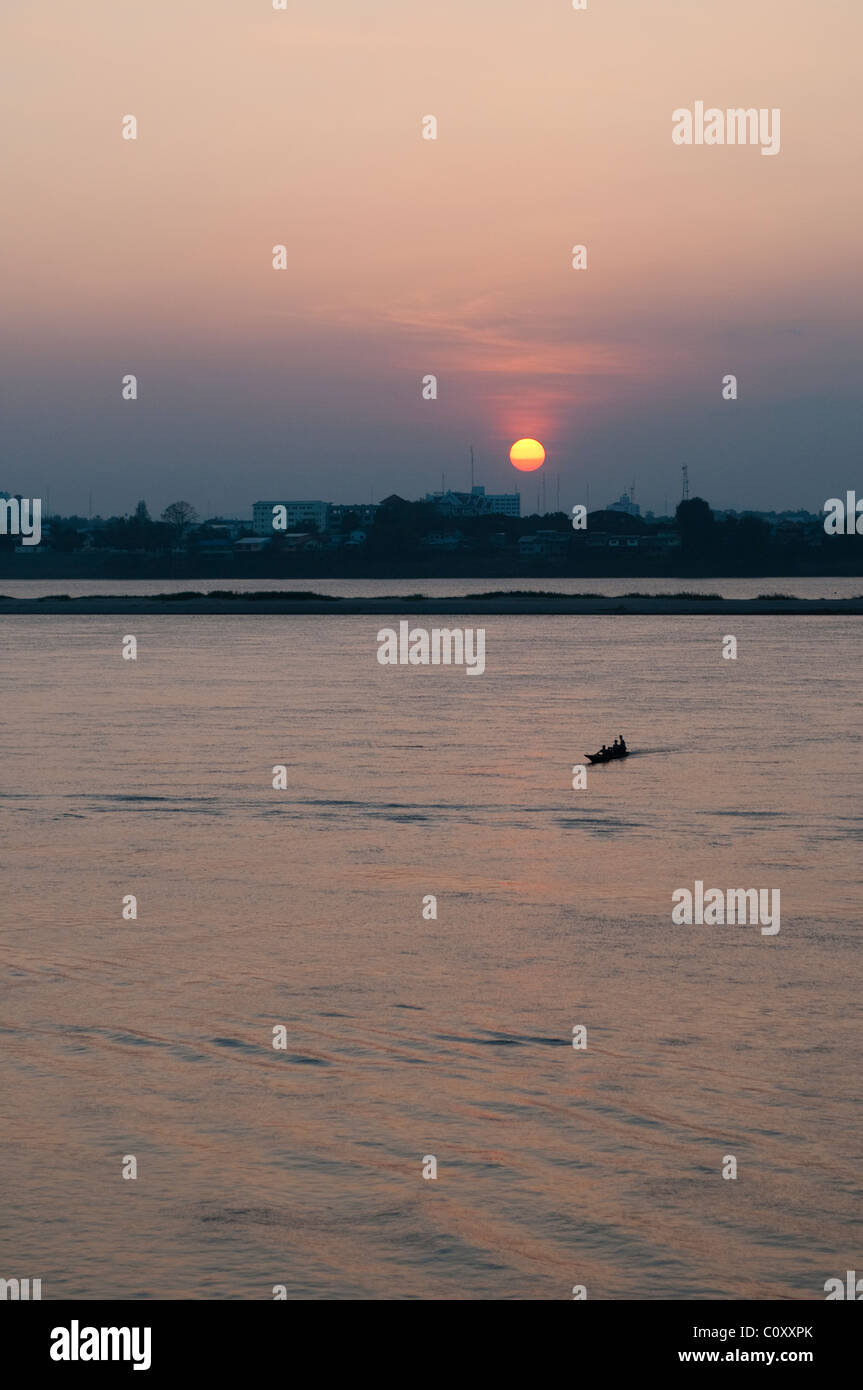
1,0,861,519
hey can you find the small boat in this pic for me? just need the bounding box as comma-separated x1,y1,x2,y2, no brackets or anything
585,745,630,764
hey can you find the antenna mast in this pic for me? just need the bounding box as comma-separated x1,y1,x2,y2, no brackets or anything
681,465,689,501
469,445,474,491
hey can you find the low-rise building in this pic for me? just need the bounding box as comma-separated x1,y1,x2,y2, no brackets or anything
329,503,379,528
650,530,682,550
424,530,463,550
586,532,644,549
273,531,319,551
519,530,569,558
252,500,329,536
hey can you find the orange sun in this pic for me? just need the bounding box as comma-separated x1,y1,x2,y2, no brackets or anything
509,437,546,472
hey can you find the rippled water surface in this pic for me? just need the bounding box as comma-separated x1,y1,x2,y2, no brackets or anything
1,615,861,1298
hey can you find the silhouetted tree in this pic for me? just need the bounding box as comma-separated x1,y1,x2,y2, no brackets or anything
675,497,715,559
48,522,84,552
161,501,198,544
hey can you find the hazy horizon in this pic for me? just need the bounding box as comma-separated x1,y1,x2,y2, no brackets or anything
2,0,861,517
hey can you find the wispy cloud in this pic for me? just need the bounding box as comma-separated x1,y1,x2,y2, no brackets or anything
308,290,648,386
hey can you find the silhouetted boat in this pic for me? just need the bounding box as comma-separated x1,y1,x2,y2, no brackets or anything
585,746,630,764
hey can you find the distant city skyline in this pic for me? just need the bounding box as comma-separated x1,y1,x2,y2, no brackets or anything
2,479,829,528
1,456,851,524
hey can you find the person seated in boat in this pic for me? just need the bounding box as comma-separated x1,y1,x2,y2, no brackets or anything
600,744,608,756
612,738,620,751
618,735,627,753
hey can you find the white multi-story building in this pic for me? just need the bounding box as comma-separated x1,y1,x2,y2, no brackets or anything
252,500,329,536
